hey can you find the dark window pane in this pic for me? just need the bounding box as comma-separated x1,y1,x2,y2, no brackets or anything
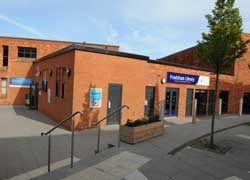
56,80,59,96
61,82,64,99
3,57,8,67
18,47,37,59
3,46,9,67
3,46,8,55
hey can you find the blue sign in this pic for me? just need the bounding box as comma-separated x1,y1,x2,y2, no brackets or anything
166,72,210,86
9,77,34,88
89,88,102,108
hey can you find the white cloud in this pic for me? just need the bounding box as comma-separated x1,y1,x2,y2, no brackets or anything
0,14,46,38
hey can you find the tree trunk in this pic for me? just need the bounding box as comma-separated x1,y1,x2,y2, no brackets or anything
210,70,220,146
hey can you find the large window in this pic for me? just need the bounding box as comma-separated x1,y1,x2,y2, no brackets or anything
18,47,37,59
55,67,65,99
3,46,8,67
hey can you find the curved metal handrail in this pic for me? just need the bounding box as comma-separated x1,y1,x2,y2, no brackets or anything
41,110,83,172
93,105,129,154
41,110,83,136
92,105,129,126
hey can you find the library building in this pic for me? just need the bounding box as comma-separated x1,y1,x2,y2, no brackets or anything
1,34,250,130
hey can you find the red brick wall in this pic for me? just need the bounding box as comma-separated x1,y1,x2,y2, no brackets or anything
34,48,248,130
0,36,119,105
72,50,147,130
145,62,237,117
33,51,75,127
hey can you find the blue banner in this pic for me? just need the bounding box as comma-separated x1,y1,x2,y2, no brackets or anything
166,72,210,86
9,77,34,88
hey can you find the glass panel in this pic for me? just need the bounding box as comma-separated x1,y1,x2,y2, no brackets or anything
171,91,176,115
18,47,37,58
1,79,7,95
165,91,171,115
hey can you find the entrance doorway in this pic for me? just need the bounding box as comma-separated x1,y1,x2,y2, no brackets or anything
243,93,250,114
219,91,229,113
29,83,39,110
144,86,155,117
195,90,207,115
107,84,122,125
185,89,193,116
208,90,215,115
165,88,179,117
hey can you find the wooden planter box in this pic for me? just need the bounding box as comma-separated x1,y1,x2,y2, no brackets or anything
120,121,165,144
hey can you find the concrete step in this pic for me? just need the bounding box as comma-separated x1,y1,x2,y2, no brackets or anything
28,149,150,180
6,157,80,180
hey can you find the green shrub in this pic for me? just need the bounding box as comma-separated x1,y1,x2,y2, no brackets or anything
126,115,160,127
149,114,160,122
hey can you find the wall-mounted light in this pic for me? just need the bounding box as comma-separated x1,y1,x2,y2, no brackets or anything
66,68,71,77
35,67,41,76
161,78,166,84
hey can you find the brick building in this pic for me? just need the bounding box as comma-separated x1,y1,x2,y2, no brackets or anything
1,35,250,130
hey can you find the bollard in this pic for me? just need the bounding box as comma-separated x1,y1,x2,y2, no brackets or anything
239,98,243,117
219,98,222,119
192,99,197,124
160,101,165,121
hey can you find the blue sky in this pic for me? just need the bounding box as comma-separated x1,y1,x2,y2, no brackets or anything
0,0,250,59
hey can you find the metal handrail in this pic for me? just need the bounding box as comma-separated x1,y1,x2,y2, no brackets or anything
41,111,83,136
92,105,129,154
41,110,83,172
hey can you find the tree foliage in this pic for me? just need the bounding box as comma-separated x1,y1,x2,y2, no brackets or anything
197,0,249,74
197,0,249,146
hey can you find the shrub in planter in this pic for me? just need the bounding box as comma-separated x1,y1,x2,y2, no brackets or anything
121,114,164,144
126,114,160,127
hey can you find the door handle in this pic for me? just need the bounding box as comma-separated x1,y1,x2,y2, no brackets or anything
108,101,111,109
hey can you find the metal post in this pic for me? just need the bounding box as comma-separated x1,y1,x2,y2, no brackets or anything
219,98,222,119
118,111,121,148
48,134,51,172
239,98,243,117
70,118,75,168
192,99,197,124
95,125,101,154
160,101,165,121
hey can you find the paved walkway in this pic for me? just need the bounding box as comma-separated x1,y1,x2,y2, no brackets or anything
1,106,250,180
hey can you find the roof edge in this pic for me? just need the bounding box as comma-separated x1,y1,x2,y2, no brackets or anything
150,60,234,76
34,44,149,64
0,35,119,48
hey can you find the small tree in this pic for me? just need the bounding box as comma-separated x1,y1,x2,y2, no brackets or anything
197,0,249,146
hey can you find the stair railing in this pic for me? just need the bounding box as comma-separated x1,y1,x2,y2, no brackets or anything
92,105,129,154
41,111,83,172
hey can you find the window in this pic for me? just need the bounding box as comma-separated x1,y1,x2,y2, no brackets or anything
42,70,48,92
3,46,8,67
55,67,65,99
18,47,37,59
1,78,7,97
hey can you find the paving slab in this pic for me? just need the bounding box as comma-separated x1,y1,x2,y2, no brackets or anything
1,106,250,180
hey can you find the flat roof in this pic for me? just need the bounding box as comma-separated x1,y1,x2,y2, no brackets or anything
34,44,234,76
0,35,119,48
34,44,150,64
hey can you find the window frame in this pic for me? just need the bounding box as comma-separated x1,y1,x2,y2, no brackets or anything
55,67,65,99
17,47,37,59
2,45,8,67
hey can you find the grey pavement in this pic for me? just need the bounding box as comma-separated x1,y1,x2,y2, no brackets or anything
1,105,250,180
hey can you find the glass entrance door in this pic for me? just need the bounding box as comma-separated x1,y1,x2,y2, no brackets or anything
165,88,179,117
195,90,207,116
